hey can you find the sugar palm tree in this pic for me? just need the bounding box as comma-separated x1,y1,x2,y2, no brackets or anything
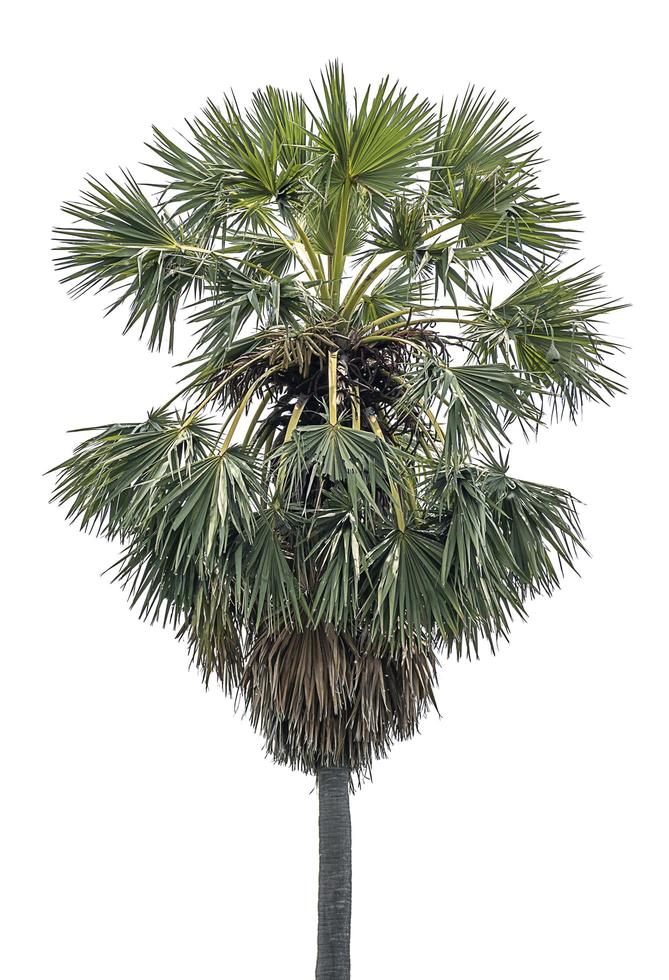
51,64,623,979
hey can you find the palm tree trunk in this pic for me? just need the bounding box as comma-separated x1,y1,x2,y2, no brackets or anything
316,766,351,979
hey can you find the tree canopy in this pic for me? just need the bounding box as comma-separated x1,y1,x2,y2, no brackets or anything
52,63,624,778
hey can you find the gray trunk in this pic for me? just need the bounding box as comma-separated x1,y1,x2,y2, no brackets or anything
316,767,351,980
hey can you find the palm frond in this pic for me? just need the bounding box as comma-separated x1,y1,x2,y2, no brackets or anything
482,463,585,592
54,172,208,350
50,410,216,538
311,62,436,205
465,263,626,417
398,358,540,460
276,422,404,514
239,507,306,631
362,525,462,646
445,168,581,276
429,87,540,192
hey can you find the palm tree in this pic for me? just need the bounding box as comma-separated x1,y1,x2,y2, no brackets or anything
51,63,623,979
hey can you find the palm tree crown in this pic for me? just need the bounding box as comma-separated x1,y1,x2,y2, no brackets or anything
52,63,624,780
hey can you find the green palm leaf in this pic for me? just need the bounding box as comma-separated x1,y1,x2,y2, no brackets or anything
429,87,539,190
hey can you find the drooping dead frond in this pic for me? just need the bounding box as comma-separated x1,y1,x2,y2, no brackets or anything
241,626,437,777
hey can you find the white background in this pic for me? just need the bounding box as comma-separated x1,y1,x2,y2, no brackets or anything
1,2,666,977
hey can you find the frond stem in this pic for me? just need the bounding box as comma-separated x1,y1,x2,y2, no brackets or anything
367,412,406,532
221,367,282,452
331,182,351,307
263,213,316,281
341,218,461,317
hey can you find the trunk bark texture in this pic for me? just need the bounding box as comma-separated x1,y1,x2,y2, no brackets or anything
315,767,351,980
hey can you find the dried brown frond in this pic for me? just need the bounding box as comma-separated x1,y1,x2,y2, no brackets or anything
240,626,438,777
